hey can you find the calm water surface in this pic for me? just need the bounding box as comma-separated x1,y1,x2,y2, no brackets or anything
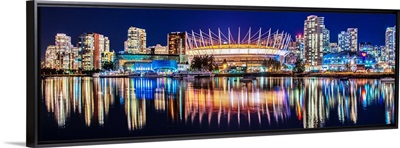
39,77,395,142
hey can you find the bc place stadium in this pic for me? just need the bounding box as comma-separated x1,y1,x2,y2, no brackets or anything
185,28,292,72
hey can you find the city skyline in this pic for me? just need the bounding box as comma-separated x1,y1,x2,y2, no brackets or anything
37,5,397,143
39,7,396,59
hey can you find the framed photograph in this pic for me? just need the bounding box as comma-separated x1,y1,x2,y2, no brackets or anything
27,1,399,147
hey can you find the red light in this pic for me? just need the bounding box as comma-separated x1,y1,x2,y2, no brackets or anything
361,52,367,57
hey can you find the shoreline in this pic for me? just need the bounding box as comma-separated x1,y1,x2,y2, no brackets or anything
41,72,395,79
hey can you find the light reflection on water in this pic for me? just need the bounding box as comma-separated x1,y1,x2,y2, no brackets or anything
41,77,395,138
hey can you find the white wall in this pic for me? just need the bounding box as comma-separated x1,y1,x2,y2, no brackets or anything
0,0,399,148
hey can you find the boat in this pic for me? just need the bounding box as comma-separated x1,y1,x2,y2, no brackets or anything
141,71,161,78
339,77,348,81
171,71,188,78
99,73,128,78
381,77,395,83
198,71,214,77
189,71,215,78
127,72,140,78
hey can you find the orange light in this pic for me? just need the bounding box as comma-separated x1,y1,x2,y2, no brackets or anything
361,52,367,57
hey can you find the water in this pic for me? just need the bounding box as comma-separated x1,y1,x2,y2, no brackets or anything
39,77,396,142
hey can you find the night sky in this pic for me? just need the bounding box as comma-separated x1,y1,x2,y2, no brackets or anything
39,6,396,58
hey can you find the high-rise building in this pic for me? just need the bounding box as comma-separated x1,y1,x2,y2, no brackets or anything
125,27,146,54
348,28,358,51
43,33,79,71
330,43,338,53
44,45,57,69
70,47,80,70
286,41,300,64
93,33,105,70
338,28,358,52
43,34,73,70
372,45,384,62
322,29,330,54
285,52,298,65
78,33,109,71
101,37,113,63
338,31,350,52
55,33,73,70
385,26,396,66
379,46,387,62
167,32,186,55
104,37,110,52
78,33,94,71
295,34,305,60
303,15,329,68
359,42,373,55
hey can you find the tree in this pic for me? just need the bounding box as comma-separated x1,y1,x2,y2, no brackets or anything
346,62,351,72
190,55,203,71
282,64,289,70
56,69,64,74
102,61,115,71
262,59,268,71
205,55,217,71
274,61,281,71
264,59,281,72
293,58,305,73
190,55,217,71
41,68,56,75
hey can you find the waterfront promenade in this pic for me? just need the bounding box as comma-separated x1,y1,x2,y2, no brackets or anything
41,71,395,78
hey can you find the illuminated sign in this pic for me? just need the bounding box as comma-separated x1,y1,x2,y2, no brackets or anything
152,60,177,70
361,52,367,57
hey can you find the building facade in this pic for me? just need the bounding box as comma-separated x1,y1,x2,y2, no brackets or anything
359,42,373,55
44,45,57,69
78,33,94,71
43,33,78,71
385,26,396,67
147,44,168,54
70,47,80,70
322,29,330,54
338,28,358,52
338,31,350,52
102,51,115,63
295,34,305,60
374,45,385,62
330,43,338,53
167,32,186,55
322,51,376,71
348,28,358,52
304,15,329,69
78,33,110,71
125,27,147,54
115,53,180,73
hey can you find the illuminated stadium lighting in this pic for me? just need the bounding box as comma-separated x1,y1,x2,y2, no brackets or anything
185,28,291,57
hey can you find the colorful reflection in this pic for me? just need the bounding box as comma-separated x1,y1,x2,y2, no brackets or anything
41,77,395,133
43,77,117,127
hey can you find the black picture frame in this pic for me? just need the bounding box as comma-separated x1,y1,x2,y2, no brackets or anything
26,1,400,147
